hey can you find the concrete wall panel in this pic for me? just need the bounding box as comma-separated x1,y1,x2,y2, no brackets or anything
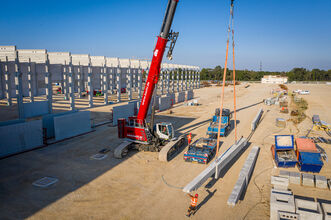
112,103,134,126
159,96,172,111
0,120,43,158
54,111,91,141
177,92,185,103
23,101,49,118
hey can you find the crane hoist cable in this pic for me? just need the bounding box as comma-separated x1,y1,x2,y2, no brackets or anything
215,0,237,179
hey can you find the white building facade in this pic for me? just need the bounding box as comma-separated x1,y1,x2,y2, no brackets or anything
261,75,288,84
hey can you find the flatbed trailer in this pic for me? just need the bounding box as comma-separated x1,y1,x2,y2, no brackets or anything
183,137,217,164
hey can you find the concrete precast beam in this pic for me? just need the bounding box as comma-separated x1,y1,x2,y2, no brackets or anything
227,146,260,206
251,108,263,131
183,137,247,193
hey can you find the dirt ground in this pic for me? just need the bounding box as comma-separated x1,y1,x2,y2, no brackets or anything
0,83,330,220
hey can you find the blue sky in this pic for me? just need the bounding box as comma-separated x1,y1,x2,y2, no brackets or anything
1,0,330,71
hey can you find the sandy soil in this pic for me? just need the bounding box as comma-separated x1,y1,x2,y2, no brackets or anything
0,83,330,220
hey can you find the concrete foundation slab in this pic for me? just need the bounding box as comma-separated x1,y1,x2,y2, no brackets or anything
302,173,315,187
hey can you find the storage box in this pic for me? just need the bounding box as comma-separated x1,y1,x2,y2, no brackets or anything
275,135,294,150
298,152,323,173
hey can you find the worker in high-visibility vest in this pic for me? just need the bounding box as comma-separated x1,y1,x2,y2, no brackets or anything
187,133,192,145
186,193,198,217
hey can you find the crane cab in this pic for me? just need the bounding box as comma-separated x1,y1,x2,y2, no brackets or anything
155,122,174,141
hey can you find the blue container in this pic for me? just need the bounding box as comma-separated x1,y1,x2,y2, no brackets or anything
298,152,323,173
274,149,297,168
275,135,294,150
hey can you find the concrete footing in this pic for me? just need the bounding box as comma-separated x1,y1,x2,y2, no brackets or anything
315,175,328,189
289,172,301,185
302,173,314,187
270,190,295,220
271,176,289,190
295,198,323,220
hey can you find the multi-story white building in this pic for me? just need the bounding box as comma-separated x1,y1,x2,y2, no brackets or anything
261,75,288,84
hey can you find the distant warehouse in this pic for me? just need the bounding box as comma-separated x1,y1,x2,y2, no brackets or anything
261,75,288,84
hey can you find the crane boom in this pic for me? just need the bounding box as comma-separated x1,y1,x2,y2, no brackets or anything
137,0,179,120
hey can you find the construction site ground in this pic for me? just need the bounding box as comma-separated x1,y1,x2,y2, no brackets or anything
0,83,330,220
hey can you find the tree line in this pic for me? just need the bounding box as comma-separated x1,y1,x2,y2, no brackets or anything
200,66,331,81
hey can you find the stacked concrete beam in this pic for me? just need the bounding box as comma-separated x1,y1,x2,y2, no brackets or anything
251,108,263,131
183,137,247,193
227,146,260,206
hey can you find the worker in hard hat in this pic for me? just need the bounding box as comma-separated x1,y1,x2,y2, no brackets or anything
187,133,192,145
186,193,198,217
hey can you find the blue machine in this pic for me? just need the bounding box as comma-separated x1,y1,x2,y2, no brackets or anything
207,108,232,137
183,137,217,164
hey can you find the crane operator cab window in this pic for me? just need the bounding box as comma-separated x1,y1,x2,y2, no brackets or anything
158,124,169,136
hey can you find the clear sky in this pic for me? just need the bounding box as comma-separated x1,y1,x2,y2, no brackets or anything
1,0,330,71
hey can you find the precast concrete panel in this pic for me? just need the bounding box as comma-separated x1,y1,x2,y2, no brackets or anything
159,96,172,111
112,103,134,126
119,58,130,68
187,90,194,100
23,101,49,118
71,54,90,66
177,92,185,103
47,52,70,65
17,49,47,63
0,120,43,158
0,46,16,61
90,56,105,67
42,111,78,138
106,57,119,67
54,111,91,141
130,59,140,68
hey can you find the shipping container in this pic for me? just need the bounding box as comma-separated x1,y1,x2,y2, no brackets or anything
275,135,294,150
298,151,323,173
271,145,297,168
295,138,318,153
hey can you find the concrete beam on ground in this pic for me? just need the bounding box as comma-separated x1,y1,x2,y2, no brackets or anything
227,146,260,206
183,137,247,193
251,108,263,131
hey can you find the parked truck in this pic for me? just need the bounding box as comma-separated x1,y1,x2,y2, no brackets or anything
207,108,232,137
183,136,217,164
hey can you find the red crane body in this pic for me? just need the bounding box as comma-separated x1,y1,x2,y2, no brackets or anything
118,0,179,144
